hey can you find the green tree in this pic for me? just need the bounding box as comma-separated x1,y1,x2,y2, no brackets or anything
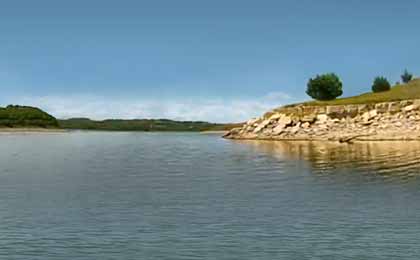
372,76,391,93
306,73,343,100
401,69,413,84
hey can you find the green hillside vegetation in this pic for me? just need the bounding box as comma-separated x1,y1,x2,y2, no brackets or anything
0,105,59,128
295,78,420,107
59,118,234,131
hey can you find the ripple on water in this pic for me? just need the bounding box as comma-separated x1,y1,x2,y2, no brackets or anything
1,133,420,259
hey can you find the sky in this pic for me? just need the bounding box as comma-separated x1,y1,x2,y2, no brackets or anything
1,0,419,122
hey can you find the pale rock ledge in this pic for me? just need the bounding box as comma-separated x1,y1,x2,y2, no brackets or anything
223,99,420,141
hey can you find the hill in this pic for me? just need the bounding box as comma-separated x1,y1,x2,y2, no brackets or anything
292,78,420,107
0,105,59,128
58,118,234,132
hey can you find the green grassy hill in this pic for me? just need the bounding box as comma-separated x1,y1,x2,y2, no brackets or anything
0,106,238,132
0,105,59,128
58,118,233,132
293,78,420,107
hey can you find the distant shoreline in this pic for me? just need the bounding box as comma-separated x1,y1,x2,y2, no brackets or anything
0,128,230,134
1,105,240,132
0,128,68,133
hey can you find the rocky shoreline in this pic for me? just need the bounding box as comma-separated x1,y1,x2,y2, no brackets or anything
223,99,420,142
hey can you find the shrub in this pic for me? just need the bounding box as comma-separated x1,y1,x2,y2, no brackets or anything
401,69,413,84
306,73,343,100
372,76,391,93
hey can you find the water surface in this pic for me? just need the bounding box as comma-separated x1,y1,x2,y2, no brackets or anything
1,132,420,259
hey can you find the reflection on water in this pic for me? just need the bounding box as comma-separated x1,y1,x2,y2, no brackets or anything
239,140,420,177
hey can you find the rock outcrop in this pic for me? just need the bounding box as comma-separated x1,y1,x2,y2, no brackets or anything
223,99,420,141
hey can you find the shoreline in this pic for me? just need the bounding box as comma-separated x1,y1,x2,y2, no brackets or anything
224,99,420,142
225,135,420,142
0,128,230,134
0,128,68,133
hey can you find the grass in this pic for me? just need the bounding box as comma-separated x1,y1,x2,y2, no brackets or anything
288,78,420,107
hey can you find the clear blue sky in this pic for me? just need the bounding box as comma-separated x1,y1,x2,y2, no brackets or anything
1,0,419,122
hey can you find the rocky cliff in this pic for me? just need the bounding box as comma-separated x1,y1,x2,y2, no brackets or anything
223,99,420,141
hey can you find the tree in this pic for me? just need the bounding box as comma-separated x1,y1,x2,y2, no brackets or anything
372,76,391,93
306,73,343,101
401,69,413,84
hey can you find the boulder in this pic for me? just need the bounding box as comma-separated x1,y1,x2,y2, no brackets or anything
389,102,401,113
404,105,418,112
357,104,368,113
268,113,283,121
289,124,301,134
272,124,285,135
223,127,242,138
301,114,316,123
301,122,310,129
278,116,292,126
362,109,377,122
345,105,359,117
316,114,329,123
326,105,345,116
253,119,271,133
247,118,260,126
374,103,388,114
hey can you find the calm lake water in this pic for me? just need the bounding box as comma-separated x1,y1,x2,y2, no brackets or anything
1,132,420,259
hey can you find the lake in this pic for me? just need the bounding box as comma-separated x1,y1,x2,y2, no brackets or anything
1,132,420,259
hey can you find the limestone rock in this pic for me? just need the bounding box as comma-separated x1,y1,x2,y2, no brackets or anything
246,118,259,126
301,114,316,123
370,109,378,118
224,98,420,141
268,113,282,121
404,105,418,112
362,110,377,122
302,122,310,129
389,102,401,113
316,114,329,123
278,116,292,126
361,121,373,126
272,124,285,135
289,125,300,134
253,119,271,133
223,127,241,138
326,106,345,115
375,103,388,113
